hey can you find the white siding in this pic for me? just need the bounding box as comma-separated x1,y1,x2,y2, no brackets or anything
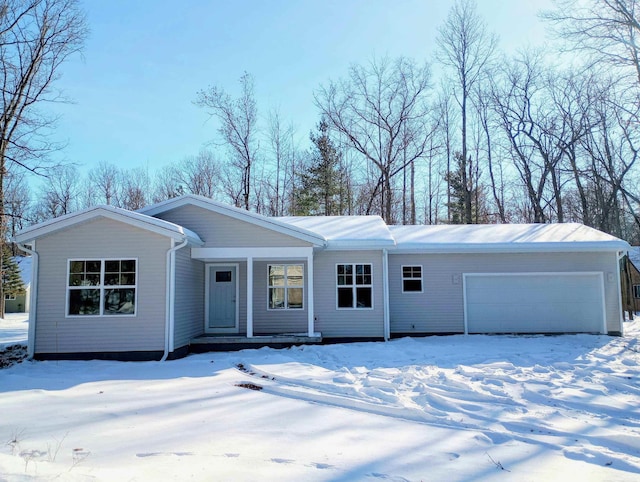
388,252,622,335
34,217,169,354
313,250,385,338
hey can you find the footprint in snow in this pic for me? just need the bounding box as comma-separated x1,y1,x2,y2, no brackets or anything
309,462,335,470
367,473,410,481
271,458,295,464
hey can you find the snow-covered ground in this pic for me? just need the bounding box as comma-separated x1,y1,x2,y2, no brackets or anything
1,315,639,481
0,314,29,349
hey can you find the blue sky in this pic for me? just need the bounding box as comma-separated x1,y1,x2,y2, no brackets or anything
50,0,551,175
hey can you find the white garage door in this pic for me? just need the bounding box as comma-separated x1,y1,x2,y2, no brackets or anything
464,273,605,334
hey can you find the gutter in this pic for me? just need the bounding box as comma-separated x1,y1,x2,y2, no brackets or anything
17,242,38,360
161,237,189,361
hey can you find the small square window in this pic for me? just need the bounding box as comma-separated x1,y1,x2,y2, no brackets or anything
402,266,423,293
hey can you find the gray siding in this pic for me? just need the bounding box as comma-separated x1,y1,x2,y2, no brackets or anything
253,261,308,334
34,217,169,354
388,252,622,335
155,205,312,248
312,250,385,338
173,248,205,349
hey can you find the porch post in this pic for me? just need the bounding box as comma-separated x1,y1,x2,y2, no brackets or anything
247,256,254,338
307,250,314,337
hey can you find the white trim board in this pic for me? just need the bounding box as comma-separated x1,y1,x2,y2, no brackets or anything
192,247,314,260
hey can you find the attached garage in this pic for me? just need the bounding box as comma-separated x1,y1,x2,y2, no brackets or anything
464,272,606,334
389,223,627,336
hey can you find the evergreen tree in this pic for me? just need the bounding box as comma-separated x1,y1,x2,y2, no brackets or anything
2,248,25,298
293,120,350,216
446,153,488,224
1,248,25,317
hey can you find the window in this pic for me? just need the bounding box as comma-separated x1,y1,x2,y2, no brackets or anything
68,259,136,316
402,266,423,292
634,285,640,299
4,294,16,301
337,263,372,309
268,264,303,309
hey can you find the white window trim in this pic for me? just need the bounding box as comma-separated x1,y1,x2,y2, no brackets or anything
66,258,138,318
402,265,423,293
335,263,374,310
267,263,304,310
4,294,16,301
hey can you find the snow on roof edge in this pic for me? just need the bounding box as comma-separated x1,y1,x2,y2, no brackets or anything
15,205,203,246
140,195,327,246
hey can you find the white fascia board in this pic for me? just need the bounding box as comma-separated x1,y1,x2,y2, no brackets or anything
15,206,203,246
323,239,397,250
140,195,326,247
390,241,629,254
192,246,313,260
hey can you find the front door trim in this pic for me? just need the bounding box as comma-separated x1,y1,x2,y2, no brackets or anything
205,263,240,334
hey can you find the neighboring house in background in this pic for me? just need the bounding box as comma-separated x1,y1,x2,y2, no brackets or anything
5,256,31,313
14,195,630,361
623,247,640,314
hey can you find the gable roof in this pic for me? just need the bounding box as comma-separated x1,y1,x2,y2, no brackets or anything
139,195,327,246
278,215,395,249
389,223,629,253
15,205,203,246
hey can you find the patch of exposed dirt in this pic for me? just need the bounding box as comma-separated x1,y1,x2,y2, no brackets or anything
0,344,27,368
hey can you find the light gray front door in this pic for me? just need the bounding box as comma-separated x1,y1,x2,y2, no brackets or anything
207,265,238,333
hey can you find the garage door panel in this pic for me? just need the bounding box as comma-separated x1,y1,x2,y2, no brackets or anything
465,273,604,334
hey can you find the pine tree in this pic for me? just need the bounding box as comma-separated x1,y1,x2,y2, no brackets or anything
446,153,488,224
2,248,25,299
293,120,351,216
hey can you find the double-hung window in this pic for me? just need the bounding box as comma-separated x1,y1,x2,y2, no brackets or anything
402,266,423,292
268,264,304,309
67,259,137,316
337,263,372,309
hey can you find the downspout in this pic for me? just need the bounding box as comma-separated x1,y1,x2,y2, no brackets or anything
17,242,38,360
161,237,189,361
382,248,390,341
617,250,627,337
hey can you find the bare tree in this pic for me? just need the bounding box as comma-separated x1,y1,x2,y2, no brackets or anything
175,149,220,198
266,109,294,216
152,165,182,203
32,164,80,221
0,0,86,315
315,56,434,223
492,51,556,223
195,72,258,210
543,0,640,86
120,166,150,211
437,0,497,224
89,161,121,205
4,167,29,249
